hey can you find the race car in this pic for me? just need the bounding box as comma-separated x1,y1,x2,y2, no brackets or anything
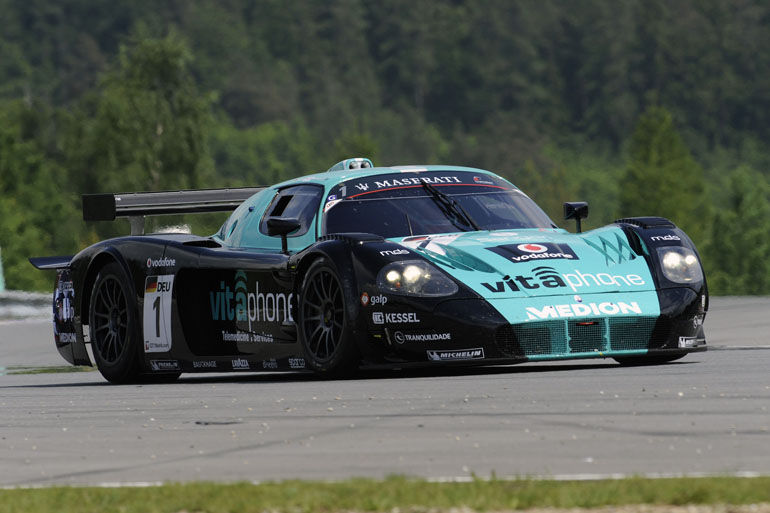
30,158,708,383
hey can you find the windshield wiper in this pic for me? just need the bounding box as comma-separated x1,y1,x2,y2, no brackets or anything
421,180,481,231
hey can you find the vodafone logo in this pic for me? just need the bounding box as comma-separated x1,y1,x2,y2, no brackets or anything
487,243,579,263
146,257,176,268
517,243,548,254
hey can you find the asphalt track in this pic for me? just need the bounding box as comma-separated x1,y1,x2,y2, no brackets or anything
0,297,768,487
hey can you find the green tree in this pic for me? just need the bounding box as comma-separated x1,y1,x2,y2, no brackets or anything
0,100,80,290
64,31,214,198
619,106,711,245
703,167,770,295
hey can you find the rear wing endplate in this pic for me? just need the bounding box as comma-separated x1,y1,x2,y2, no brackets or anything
29,255,73,270
82,187,264,235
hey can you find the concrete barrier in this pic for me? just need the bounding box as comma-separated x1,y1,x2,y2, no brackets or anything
0,291,51,320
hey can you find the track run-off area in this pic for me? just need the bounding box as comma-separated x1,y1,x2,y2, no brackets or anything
0,296,768,487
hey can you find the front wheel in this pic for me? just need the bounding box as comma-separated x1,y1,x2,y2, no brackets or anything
614,354,686,366
298,258,359,376
89,262,142,384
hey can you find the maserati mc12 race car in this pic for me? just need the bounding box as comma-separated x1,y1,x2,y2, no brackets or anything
30,158,708,383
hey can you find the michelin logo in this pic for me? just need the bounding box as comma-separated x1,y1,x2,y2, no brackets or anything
427,348,485,361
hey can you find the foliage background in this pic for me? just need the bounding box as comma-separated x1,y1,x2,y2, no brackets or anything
0,0,768,293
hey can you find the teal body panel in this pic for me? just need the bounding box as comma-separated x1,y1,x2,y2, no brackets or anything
218,165,507,250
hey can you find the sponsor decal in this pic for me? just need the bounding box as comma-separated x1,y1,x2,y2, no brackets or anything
486,243,578,263
144,275,174,353
263,359,278,369
360,292,370,306
324,199,342,212
373,312,420,324
380,248,410,257
650,234,681,242
193,360,217,369
327,194,337,201
288,357,305,369
150,360,180,371
395,331,451,343
210,271,293,331
368,294,387,306
373,175,462,189
678,336,697,348
146,257,176,268
232,358,250,370
220,330,274,343
693,315,704,329
54,271,76,344
427,348,485,361
525,301,642,320
59,332,77,343
473,176,495,185
584,234,636,265
480,266,645,294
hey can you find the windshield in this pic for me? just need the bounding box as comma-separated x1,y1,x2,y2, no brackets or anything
323,176,555,238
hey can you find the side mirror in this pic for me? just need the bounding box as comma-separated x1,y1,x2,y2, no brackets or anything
266,217,301,254
564,202,589,233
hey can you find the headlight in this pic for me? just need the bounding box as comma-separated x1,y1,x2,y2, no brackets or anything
377,260,459,297
657,247,703,283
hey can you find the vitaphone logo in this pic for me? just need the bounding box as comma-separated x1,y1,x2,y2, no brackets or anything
486,243,578,263
210,271,294,331
481,266,645,294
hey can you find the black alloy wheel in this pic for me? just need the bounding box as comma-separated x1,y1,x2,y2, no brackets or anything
89,262,142,383
299,258,358,375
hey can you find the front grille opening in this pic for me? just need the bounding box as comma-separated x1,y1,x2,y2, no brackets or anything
512,321,567,356
609,317,657,350
500,316,659,358
568,319,607,353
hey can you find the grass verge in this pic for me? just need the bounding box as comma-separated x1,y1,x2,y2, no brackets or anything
1,476,769,513
2,365,94,375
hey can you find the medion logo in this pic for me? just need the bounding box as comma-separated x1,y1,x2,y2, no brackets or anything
525,301,642,320
210,271,293,330
481,266,645,294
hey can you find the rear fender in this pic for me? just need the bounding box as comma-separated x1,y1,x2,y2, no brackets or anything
52,269,91,366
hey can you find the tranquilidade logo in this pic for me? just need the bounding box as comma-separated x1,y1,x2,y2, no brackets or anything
486,243,578,263
210,271,294,330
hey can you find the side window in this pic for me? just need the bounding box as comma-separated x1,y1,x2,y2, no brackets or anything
259,185,323,238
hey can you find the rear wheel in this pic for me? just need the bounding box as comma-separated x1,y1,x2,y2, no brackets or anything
298,258,358,376
89,262,143,384
614,354,686,366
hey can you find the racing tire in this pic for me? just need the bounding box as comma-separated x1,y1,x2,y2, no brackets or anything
613,354,686,366
88,262,143,384
297,258,359,377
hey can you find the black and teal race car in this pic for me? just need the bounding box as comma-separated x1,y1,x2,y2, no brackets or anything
31,158,707,383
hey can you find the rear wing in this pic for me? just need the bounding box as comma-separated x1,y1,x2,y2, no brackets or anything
82,187,265,235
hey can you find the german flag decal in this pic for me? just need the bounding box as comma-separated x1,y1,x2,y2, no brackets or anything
145,276,158,294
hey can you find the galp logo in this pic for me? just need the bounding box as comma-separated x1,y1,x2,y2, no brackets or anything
486,243,578,263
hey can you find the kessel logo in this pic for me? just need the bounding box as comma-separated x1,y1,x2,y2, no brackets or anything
487,243,578,263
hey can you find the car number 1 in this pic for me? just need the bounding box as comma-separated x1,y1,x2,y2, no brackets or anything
143,275,174,353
